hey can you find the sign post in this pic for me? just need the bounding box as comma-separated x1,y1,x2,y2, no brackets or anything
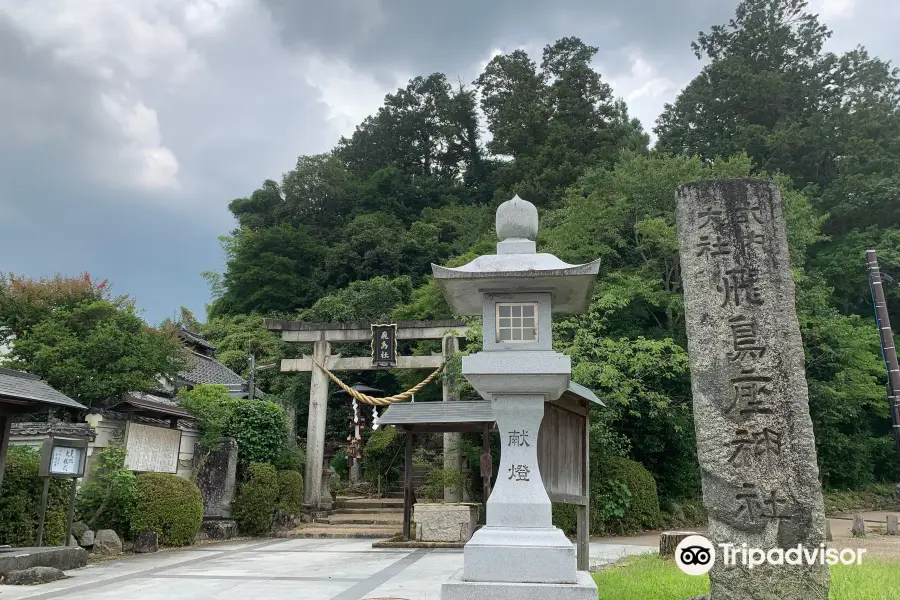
37,436,88,547
371,324,398,367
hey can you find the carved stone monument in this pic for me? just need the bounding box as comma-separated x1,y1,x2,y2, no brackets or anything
435,195,600,600
675,179,830,599
195,437,239,540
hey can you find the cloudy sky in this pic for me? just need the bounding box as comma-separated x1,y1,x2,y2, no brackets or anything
1,0,896,325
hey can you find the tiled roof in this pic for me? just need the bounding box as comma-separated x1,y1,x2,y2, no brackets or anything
0,368,86,410
109,392,193,420
180,351,246,387
93,407,200,430
177,328,216,353
10,422,96,440
379,401,495,426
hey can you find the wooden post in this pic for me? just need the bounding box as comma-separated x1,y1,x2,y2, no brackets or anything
852,514,866,537
443,335,462,501
65,478,77,546
867,249,900,453
660,531,695,557
576,409,590,571
403,428,414,541
887,515,899,536
481,423,492,519
37,477,50,546
0,412,11,492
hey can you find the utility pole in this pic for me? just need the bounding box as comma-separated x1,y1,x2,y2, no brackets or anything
866,249,900,455
248,352,256,400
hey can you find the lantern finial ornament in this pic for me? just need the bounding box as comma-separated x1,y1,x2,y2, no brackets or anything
495,195,538,254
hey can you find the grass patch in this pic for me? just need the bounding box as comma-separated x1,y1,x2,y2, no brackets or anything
595,555,708,600
593,554,900,600
824,484,900,516
830,560,900,599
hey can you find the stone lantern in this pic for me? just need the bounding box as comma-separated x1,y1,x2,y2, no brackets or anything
433,195,601,599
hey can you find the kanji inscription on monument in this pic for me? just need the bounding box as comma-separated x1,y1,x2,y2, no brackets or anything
676,179,829,599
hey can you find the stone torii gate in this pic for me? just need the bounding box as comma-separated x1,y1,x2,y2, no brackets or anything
264,319,470,513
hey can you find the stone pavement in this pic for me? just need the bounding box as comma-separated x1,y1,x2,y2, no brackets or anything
0,537,657,600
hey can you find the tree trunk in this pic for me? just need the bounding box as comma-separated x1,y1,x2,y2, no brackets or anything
659,531,695,558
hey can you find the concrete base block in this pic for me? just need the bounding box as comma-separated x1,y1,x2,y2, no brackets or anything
462,526,577,584
0,547,87,576
415,503,479,542
442,569,597,600
201,519,238,540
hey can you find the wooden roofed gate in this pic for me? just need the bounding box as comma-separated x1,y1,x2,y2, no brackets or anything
265,319,470,514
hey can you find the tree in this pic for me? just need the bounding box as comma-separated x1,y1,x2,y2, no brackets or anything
338,73,484,183
211,223,323,317
545,152,756,498
655,0,835,187
476,38,648,205
4,299,186,408
0,273,118,345
655,0,900,235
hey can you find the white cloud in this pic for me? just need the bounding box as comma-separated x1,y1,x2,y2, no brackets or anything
99,94,180,191
0,0,247,194
810,0,856,20
302,56,409,139
603,51,681,138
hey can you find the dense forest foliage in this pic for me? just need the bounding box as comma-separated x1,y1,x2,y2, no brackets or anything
196,0,900,500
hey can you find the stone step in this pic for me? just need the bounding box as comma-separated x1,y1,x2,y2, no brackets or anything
334,507,405,515
281,525,400,539
334,498,405,510
312,520,398,528
318,513,403,526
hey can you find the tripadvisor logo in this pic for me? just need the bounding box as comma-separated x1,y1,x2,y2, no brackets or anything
675,535,866,575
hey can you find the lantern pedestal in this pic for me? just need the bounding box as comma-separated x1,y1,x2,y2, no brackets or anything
442,569,598,600
461,394,576,585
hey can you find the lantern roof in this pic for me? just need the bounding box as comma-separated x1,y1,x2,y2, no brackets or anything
431,195,600,316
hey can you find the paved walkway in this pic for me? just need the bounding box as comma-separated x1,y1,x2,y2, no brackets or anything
0,538,655,600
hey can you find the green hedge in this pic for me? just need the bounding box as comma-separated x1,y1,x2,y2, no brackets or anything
594,456,661,534
0,446,69,546
233,462,279,535
179,385,288,470
228,401,288,468
361,426,402,488
552,503,578,535
131,473,203,546
552,457,661,536
277,470,304,515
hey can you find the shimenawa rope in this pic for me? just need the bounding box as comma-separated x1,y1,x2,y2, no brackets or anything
313,360,444,406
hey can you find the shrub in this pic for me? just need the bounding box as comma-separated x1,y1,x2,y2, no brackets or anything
233,462,279,535
331,449,349,481
0,446,69,546
131,473,203,546
360,426,403,488
275,442,306,474
228,401,288,468
593,456,661,534
76,444,136,537
277,470,304,515
552,503,578,535
179,385,288,469
178,384,236,450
